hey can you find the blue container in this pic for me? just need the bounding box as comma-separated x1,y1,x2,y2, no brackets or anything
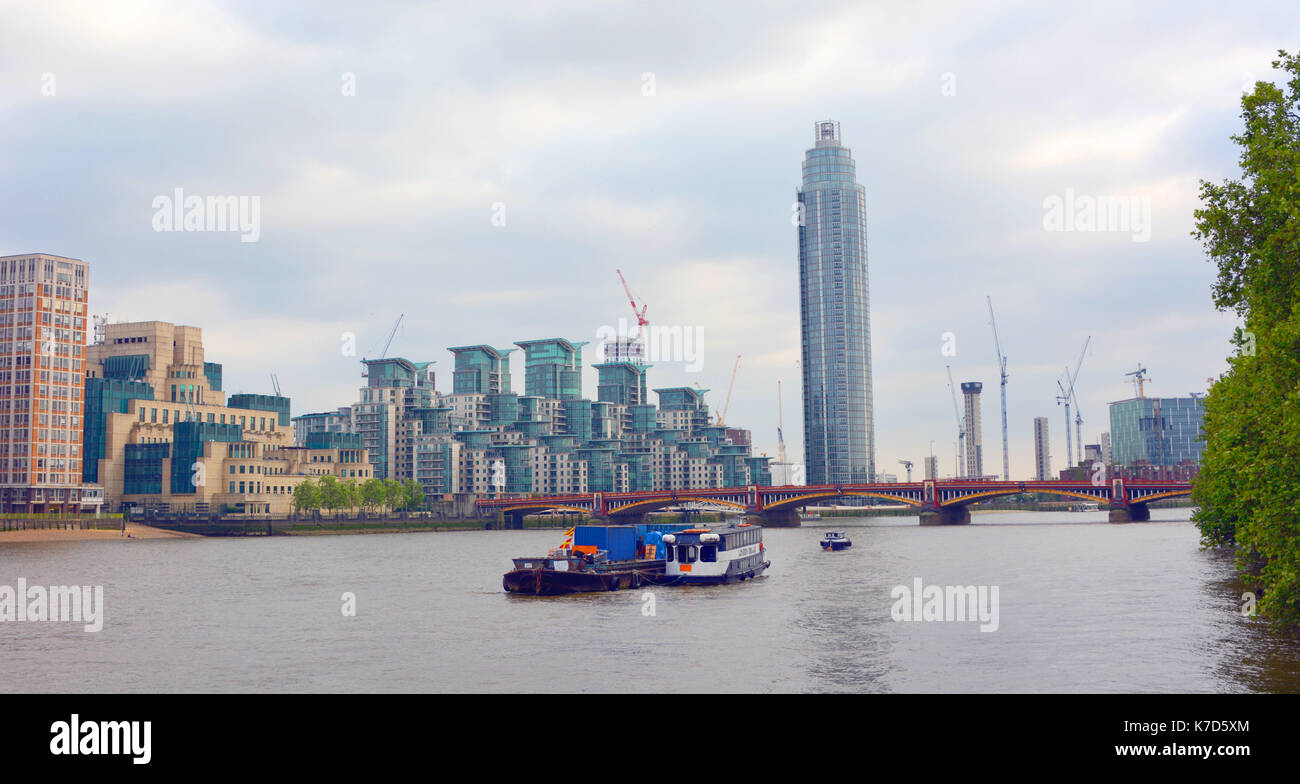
605,526,637,561
573,526,608,551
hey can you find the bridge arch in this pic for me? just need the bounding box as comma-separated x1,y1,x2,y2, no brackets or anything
761,490,923,511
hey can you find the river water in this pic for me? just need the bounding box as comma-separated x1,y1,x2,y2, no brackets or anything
3,509,1298,693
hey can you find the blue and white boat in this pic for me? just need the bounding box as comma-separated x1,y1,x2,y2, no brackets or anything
819,531,851,551
655,524,769,585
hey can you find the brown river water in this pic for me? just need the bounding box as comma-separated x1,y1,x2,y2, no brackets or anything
2,508,1298,693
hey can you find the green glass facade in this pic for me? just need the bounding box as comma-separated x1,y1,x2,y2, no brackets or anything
169,421,242,494
514,339,585,400
227,393,291,427
83,377,154,483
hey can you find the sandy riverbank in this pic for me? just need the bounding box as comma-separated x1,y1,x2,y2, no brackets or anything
0,523,203,543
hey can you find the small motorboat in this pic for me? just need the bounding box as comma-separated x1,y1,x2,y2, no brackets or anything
820,531,851,551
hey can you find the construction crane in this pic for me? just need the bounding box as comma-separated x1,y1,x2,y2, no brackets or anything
616,269,649,340
1125,363,1150,398
716,355,741,426
776,380,788,464
270,374,281,398
987,296,1009,481
362,314,405,366
897,458,913,482
946,365,965,478
1056,378,1073,469
1064,336,1091,466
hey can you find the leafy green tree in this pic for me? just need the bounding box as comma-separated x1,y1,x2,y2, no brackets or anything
401,479,425,512
342,478,361,513
360,477,386,513
318,475,343,517
1192,50,1300,630
292,478,320,513
382,478,402,512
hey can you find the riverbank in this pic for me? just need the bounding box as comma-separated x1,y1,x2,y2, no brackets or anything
0,523,203,543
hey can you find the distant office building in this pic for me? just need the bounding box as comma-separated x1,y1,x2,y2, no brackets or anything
962,382,984,477
923,455,938,480
1109,395,1205,466
449,345,513,395
514,338,585,400
1083,443,1102,463
798,120,876,485
292,406,352,446
0,253,96,512
1099,431,1112,464
1033,416,1051,481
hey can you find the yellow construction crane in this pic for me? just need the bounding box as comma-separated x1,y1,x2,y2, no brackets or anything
715,355,741,427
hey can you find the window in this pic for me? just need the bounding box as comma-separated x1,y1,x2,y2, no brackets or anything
701,545,717,562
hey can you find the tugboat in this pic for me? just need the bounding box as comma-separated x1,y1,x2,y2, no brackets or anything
819,531,852,551
503,524,669,596
502,550,664,595
654,524,770,585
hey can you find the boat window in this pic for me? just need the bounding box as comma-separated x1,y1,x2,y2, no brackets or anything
665,545,674,562
701,545,717,562
678,545,696,563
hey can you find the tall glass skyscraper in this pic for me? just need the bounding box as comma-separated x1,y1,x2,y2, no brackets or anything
797,120,875,484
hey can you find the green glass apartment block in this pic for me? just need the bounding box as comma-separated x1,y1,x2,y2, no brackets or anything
203,362,223,392
170,421,242,494
363,358,435,389
124,442,169,495
102,354,151,380
227,393,291,427
489,393,520,427
746,456,772,486
655,386,708,411
562,399,593,442
83,377,155,483
407,406,454,437
448,345,514,394
1108,396,1205,466
514,338,586,400
576,447,615,492
594,362,648,406
500,445,533,493
416,441,456,495
629,404,657,433
591,402,616,439
304,431,364,450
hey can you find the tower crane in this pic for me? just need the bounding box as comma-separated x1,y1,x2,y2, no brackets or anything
1125,364,1150,398
1064,336,1090,467
1056,378,1073,469
776,380,788,465
616,269,650,340
716,355,741,426
362,314,405,365
987,296,1009,481
946,365,965,478
897,458,913,482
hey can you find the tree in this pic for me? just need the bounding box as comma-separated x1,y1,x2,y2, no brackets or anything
1192,50,1300,630
382,478,403,512
292,478,320,513
402,479,425,512
318,475,343,517
360,477,386,514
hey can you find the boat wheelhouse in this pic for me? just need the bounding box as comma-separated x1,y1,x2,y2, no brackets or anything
819,531,851,551
657,524,769,585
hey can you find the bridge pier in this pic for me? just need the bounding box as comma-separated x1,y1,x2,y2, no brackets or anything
1108,504,1150,523
747,508,801,528
919,506,971,526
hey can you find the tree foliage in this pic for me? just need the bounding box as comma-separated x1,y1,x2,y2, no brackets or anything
1192,50,1300,630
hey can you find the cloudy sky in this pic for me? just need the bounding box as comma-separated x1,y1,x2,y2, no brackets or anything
1,0,1292,479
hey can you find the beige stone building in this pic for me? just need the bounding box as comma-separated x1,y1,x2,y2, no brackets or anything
85,321,369,515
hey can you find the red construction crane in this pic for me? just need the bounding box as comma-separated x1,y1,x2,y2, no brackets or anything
616,269,649,339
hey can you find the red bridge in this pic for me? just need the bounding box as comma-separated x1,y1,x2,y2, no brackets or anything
476,478,1193,526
